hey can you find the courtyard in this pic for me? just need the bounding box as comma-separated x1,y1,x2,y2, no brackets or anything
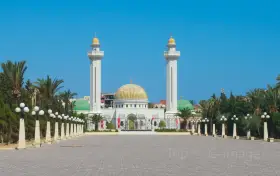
0,135,279,176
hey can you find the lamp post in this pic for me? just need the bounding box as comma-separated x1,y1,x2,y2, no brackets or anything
46,109,52,144
53,112,59,142
190,120,195,134
202,118,209,136
61,114,65,140
31,106,44,147
65,115,69,139
244,114,252,139
231,115,239,139
212,121,216,137
69,117,73,137
220,116,227,138
261,112,270,141
15,103,29,149
197,119,201,135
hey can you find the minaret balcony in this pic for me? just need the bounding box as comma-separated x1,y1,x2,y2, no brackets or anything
87,51,104,58
164,51,180,58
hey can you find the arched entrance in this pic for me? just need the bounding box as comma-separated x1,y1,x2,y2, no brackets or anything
125,114,146,130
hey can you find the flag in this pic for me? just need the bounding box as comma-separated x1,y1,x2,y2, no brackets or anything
117,117,121,128
101,120,104,128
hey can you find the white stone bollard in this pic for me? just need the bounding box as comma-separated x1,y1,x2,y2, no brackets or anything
54,121,59,142
18,118,26,149
246,130,251,139
264,121,268,141
233,123,237,138
204,123,208,136
66,123,69,138
222,123,225,137
46,121,51,144
212,124,216,136
61,122,65,140
191,124,195,134
34,120,41,147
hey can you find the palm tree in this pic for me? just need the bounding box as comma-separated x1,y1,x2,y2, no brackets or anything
176,108,192,129
59,89,77,115
246,89,265,115
34,75,64,109
91,114,103,131
1,60,27,102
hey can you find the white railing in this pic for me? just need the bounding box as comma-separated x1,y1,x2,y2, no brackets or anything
164,51,180,56
87,51,104,56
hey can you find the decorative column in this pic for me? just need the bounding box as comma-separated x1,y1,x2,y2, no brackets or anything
212,123,216,137
164,36,180,122
32,107,44,148
231,115,239,139
197,120,201,135
65,116,69,139
261,112,270,141
191,121,195,134
220,116,227,138
202,118,209,136
46,109,53,144
88,35,104,114
244,114,252,139
61,115,65,140
15,103,29,149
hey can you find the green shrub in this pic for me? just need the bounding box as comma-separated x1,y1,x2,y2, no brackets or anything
159,120,166,129
106,122,115,130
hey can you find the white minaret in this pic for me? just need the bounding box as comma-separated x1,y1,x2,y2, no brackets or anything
88,36,104,113
164,36,180,128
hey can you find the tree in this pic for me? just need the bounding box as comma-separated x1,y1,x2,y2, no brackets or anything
1,60,27,102
90,114,103,131
159,120,166,129
176,108,192,129
106,122,115,130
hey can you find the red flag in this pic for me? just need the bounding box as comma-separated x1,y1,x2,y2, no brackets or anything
101,120,104,128
117,117,120,128
152,116,155,121
176,118,178,125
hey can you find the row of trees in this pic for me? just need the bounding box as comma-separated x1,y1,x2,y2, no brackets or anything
0,60,83,144
195,76,280,138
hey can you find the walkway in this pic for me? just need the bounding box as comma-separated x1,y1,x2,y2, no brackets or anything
0,135,279,176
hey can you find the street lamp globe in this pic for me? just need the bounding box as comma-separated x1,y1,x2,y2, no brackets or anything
48,109,52,114
23,107,29,113
31,111,36,116
55,112,58,116
62,114,65,117
15,107,21,113
39,110,44,116
267,115,270,118
34,106,39,112
261,115,265,118
20,103,25,108
235,118,238,120
233,115,236,118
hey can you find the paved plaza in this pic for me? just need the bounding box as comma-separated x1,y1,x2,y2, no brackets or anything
0,135,280,176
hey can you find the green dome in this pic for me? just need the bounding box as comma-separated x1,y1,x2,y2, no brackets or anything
74,99,90,111
177,99,193,111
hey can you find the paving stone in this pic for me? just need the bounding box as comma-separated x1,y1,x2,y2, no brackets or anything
0,135,280,176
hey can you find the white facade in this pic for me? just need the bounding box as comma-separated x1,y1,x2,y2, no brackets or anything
84,36,180,130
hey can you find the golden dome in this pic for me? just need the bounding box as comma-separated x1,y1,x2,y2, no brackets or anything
168,36,176,45
115,84,148,100
92,37,99,45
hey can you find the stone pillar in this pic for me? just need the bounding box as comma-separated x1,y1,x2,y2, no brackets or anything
61,122,65,140
54,121,58,141
66,123,69,138
18,118,26,149
34,120,40,147
191,123,195,134
233,123,237,137
46,121,51,144
247,130,251,139
212,124,216,135
204,123,208,135
264,121,268,141
222,123,225,136
198,123,201,135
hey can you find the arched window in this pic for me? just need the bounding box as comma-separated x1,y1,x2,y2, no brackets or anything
134,104,136,108
120,121,124,126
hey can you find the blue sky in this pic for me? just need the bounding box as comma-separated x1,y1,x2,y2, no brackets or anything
1,0,280,103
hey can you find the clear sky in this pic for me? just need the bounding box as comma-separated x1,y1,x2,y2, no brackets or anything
1,0,280,103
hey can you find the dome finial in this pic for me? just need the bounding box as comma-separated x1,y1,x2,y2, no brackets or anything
92,33,100,45
130,78,132,84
